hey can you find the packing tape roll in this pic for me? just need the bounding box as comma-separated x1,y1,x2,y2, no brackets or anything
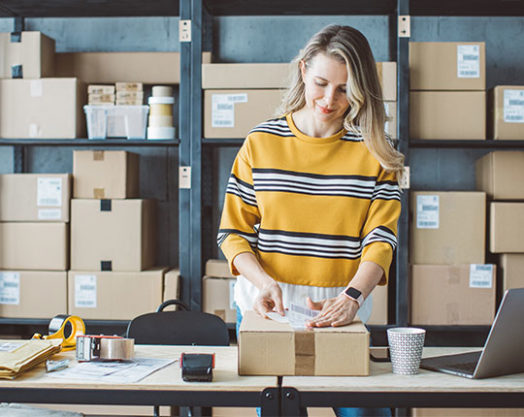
42,315,86,351
149,103,173,116
149,96,175,105
148,126,176,140
100,338,135,361
149,115,173,127
152,86,173,97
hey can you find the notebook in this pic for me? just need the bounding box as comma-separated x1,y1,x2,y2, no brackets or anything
420,288,524,379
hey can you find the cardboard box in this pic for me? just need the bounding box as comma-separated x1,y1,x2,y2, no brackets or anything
0,31,55,79
238,310,369,376
490,202,524,253
204,89,284,138
411,264,496,325
499,254,524,292
0,271,67,318
367,284,388,325
203,276,236,323
70,199,155,271
410,192,486,265
205,259,234,278
385,101,397,139
68,269,165,320
410,91,486,140
376,62,397,101
476,151,524,200
0,78,85,139
0,222,68,270
412,408,524,417
489,85,524,140
163,268,180,305
55,51,211,84
0,174,71,222
73,150,139,199
409,42,486,90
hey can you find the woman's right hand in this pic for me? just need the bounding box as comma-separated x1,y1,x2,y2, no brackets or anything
254,280,285,318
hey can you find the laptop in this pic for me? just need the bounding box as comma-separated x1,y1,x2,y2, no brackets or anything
420,288,524,379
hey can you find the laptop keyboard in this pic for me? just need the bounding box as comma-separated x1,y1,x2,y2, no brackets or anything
445,361,477,374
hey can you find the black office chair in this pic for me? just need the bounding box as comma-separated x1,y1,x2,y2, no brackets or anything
126,299,230,417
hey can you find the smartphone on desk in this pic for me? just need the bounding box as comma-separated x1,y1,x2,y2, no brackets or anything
370,346,390,362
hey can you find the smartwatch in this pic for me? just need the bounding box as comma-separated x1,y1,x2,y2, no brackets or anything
343,287,364,308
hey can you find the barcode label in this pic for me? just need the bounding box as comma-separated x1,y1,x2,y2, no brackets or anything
75,275,97,308
504,90,524,124
416,195,439,229
469,264,493,288
211,93,248,128
457,45,480,78
37,177,62,207
0,272,20,305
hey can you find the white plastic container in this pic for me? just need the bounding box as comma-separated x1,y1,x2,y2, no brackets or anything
84,105,149,139
147,126,176,140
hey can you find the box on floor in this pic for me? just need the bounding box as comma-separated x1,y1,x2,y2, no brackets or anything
490,202,524,253
489,85,524,140
499,254,524,292
476,151,524,200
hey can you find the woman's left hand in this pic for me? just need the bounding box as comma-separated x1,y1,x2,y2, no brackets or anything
305,294,359,328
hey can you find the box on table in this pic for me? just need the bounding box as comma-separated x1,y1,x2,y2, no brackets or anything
410,191,486,265
0,174,71,222
489,86,524,140
204,89,284,138
0,222,68,270
499,254,524,292
367,284,388,325
411,408,524,417
409,42,485,90
73,150,139,199
68,268,165,320
163,268,180,306
410,91,486,140
70,199,155,271
476,151,524,200
0,271,67,318
0,31,55,78
238,310,369,376
203,276,236,323
411,264,496,325
490,202,524,253
0,78,84,139
205,259,234,278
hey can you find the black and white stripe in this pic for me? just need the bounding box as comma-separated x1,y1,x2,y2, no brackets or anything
249,117,294,137
341,130,363,142
372,180,401,201
226,174,258,207
217,228,258,249
361,226,397,251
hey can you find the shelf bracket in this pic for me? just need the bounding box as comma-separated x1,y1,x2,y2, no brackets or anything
179,20,191,43
179,166,191,189
398,15,410,38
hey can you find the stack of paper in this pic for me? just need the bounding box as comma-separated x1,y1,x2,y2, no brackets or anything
0,339,61,379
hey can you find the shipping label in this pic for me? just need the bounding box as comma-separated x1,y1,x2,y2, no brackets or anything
75,275,97,308
30,80,43,97
0,272,20,305
211,93,248,128
38,208,62,220
37,177,62,206
416,195,439,229
469,264,493,288
504,89,524,123
457,45,480,78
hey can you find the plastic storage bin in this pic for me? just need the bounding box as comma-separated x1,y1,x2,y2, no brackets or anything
84,105,149,139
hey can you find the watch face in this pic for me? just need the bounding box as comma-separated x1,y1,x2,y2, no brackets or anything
345,287,362,299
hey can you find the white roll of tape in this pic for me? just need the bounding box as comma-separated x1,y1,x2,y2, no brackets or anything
152,86,173,97
148,126,176,140
149,96,175,105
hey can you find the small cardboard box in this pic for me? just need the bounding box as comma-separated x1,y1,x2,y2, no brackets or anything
73,150,139,199
203,276,236,323
70,199,156,271
204,89,284,138
163,268,180,305
68,269,165,320
0,222,68,270
0,271,67,318
238,310,369,376
205,259,234,278
410,191,486,265
367,284,388,325
489,86,524,140
0,78,85,139
0,174,71,222
499,254,524,292
0,31,55,79
409,42,486,90
411,264,496,325
490,202,524,253
410,91,486,140
476,151,524,200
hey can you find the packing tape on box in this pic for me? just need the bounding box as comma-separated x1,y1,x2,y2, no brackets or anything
32,314,86,351
294,331,315,375
148,126,176,140
149,115,174,127
152,86,173,97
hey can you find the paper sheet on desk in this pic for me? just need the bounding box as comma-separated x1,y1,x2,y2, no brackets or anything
48,357,176,383
266,304,318,329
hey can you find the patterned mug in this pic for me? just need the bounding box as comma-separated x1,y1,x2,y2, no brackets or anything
387,327,426,375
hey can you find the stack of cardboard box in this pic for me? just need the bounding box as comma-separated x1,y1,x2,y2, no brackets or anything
488,85,524,140
203,259,237,323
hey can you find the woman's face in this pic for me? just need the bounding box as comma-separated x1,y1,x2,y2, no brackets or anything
300,52,350,127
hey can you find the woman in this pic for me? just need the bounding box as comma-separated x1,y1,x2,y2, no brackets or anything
218,24,403,417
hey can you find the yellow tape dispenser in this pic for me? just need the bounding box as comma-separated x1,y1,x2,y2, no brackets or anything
33,314,86,351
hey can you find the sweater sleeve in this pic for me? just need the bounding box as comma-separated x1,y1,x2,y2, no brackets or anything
359,167,401,284
217,142,261,276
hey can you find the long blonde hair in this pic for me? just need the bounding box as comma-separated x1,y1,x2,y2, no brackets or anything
278,25,404,180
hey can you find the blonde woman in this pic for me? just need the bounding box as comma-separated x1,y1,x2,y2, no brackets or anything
218,25,403,417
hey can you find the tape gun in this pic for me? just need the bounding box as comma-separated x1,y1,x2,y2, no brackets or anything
76,335,135,362
33,314,86,351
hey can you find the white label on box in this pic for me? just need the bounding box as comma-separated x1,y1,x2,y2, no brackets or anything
37,177,62,206
211,94,248,128
469,264,493,288
29,123,41,138
416,195,439,229
75,275,97,308
229,279,237,310
30,80,43,97
38,208,62,220
457,45,480,78
504,89,524,123
0,272,20,305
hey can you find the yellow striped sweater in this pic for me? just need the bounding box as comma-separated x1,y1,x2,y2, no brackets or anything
218,113,401,288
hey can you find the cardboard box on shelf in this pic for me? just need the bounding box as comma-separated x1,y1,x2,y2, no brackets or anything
409,42,486,90
410,191,486,265
205,259,234,278
202,63,290,89
203,276,236,323
0,174,71,222
163,269,180,306
376,61,397,101
385,101,397,139
0,31,55,79
0,78,85,139
238,310,369,376
55,51,211,84
0,271,67,319
499,254,524,292
476,151,524,200
489,86,524,140
367,284,388,325
73,150,139,199
204,89,284,138
68,268,165,320
490,202,524,253
411,264,496,325
70,199,156,271
411,408,524,417
409,91,486,140
0,222,68,270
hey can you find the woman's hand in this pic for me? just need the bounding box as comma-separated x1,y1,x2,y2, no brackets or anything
254,281,285,318
305,293,359,327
